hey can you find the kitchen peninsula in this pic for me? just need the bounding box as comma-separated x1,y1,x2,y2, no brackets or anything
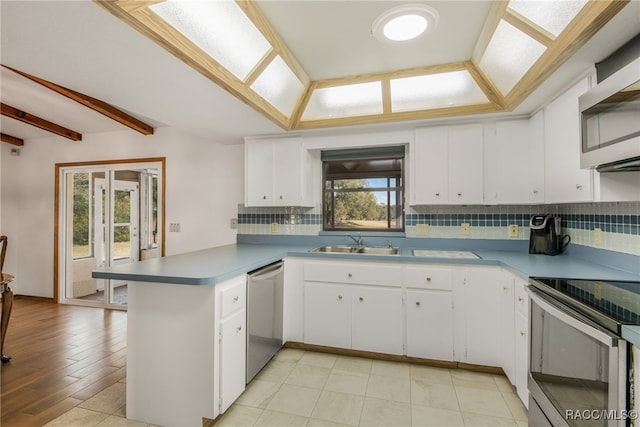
93,240,640,426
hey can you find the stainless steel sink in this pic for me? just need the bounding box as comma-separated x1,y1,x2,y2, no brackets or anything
310,245,400,255
311,245,359,253
357,247,400,255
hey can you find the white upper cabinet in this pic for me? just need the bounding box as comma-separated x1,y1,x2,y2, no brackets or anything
412,123,484,205
245,136,314,207
483,114,545,204
543,78,594,203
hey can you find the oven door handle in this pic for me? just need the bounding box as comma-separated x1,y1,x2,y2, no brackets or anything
527,287,619,346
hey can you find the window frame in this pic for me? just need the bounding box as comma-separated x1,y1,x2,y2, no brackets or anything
322,147,405,232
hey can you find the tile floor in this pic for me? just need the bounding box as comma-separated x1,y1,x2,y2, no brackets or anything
42,349,528,427
217,349,528,427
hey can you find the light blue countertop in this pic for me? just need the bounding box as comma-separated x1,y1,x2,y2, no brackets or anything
93,242,640,285
92,241,640,345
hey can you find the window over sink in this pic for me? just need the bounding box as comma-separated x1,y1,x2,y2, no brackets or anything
322,146,405,231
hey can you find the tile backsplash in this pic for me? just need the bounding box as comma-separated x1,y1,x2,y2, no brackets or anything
237,202,640,256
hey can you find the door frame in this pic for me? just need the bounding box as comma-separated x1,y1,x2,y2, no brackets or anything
54,157,166,304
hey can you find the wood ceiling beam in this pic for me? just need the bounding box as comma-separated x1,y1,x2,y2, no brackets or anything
0,133,24,146
2,65,154,135
0,103,82,141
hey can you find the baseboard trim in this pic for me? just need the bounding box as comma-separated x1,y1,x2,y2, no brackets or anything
14,295,55,303
283,341,504,375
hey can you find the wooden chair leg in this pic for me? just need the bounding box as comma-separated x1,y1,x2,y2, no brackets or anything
1,286,13,363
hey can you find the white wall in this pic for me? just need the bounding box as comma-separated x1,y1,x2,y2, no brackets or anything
0,127,244,298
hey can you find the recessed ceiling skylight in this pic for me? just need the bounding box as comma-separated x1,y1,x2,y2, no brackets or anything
508,0,588,38
150,0,271,81
391,70,489,112
372,4,439,42
302,82,383,120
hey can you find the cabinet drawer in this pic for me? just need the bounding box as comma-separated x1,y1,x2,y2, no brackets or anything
304,260,401,286
220,279,246,318
403,266,453,290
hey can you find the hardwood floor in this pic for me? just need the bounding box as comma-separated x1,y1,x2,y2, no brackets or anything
0,298,127,427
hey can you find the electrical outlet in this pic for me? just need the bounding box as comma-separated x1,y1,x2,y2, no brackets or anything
460,223,470,236
271,222,279,233
230,218,237,229
594,228,602,245
169,223,181,232
508,224,519,238
416,224,430,236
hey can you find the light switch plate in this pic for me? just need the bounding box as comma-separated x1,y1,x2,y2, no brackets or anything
594,228,602,245
230,218,237,229
460,223,470,236
169,223,181,232
271,223,279,233
508,224,519,238
416,224,430,236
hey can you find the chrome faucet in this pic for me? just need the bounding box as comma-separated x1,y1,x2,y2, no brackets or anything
346,232,363,246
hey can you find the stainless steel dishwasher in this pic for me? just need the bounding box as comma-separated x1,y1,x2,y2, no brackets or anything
246,260,284,383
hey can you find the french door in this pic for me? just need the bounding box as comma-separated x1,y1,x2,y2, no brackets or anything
58,161,162,309
93,177,140,307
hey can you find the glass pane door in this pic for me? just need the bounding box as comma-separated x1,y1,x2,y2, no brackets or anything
107,175,140,307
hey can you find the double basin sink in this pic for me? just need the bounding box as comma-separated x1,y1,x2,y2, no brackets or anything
310,246,481,259
310,245,400,256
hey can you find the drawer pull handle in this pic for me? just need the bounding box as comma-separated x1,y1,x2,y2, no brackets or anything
263,195,267,200
233,296,239,302
359,297,364,302
416,301,421,307
426,277,432,282
576,184,583,190
457,192,463,197
518,297,524,302
237,326,243,332
348,273,352,278
338,295,343,300
520,331,526,336
435,192,440,197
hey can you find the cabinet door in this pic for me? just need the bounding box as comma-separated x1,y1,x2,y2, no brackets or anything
448,124,484,204
484,120,536,204
220,309,246,413
273,138,304,206
304,282,351,348
351,286,403,355
412,126,449,204
406,290,454,361
245,140,274,206
456,268,504,367
515,311,529,408
544,78,593,203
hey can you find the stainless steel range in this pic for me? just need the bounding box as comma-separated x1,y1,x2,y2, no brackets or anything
527,277,640,427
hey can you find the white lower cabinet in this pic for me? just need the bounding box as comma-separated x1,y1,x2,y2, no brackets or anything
217,277,247,414
304,282,351,349
514,278,530,408
351,285,403,355
303,260,403,354
454,267,506,367
404,265,454,361
300,259,530,407
219,308,246,413
303,282,403,355
126,274,246,427
406,290,454,361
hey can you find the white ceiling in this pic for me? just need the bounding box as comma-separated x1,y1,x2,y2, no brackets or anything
1,0,639,145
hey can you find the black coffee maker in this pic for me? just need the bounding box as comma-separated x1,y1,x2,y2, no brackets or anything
529,215,570,255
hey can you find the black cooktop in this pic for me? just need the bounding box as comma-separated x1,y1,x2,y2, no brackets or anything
529,277,640,334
